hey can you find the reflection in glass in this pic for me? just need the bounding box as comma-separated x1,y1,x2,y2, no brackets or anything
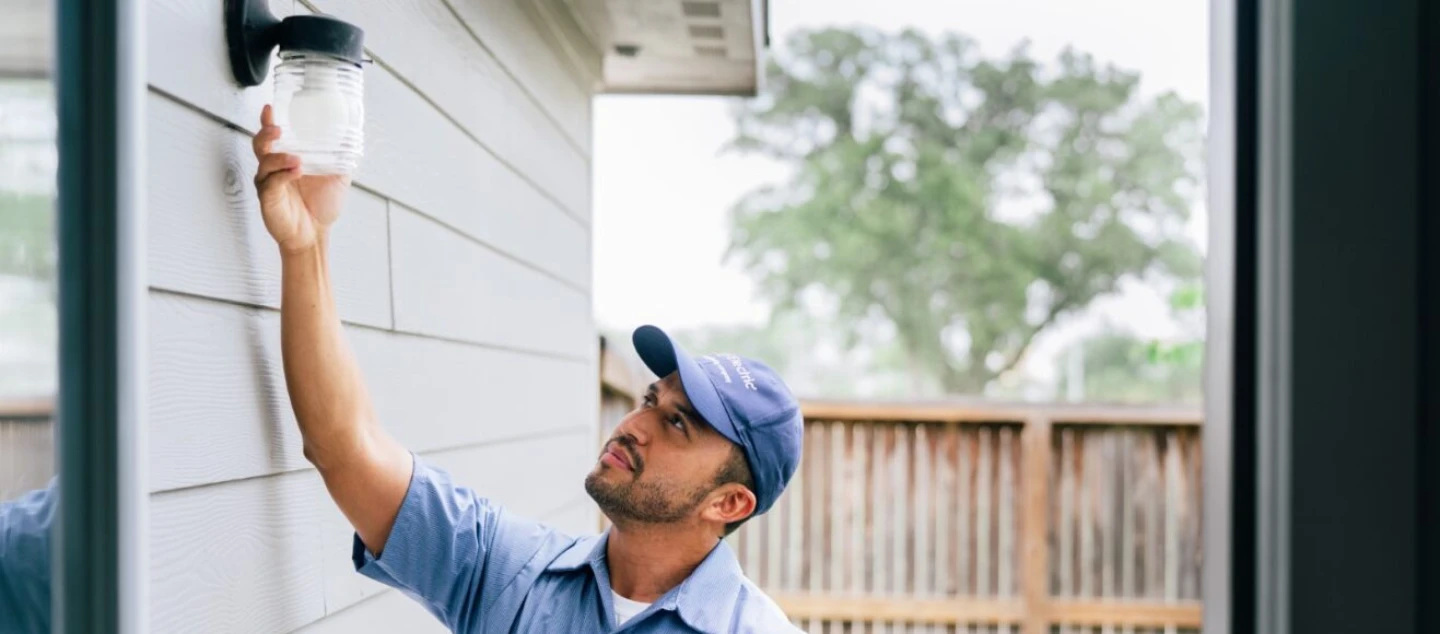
0,1,59,629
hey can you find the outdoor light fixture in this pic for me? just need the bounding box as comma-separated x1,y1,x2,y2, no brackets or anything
226,0,366,176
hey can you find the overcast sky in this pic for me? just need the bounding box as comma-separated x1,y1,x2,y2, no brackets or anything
593,0,1209,384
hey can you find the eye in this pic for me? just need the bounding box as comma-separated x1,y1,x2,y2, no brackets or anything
642,394,657,408
668,415,685,430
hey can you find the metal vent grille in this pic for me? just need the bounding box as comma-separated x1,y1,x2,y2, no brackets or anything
694,45,727,58
681,1,721,18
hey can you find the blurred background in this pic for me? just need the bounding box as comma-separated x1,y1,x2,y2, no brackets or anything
591,1,1209,632
595,0,1208,407
0,0,56,502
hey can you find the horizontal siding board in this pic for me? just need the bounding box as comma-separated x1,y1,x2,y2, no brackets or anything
444,0,593,149
389,205,593,357
149,470,328,634
306,0,592,202
322,432,596,615
145,0,589,288
424,432,596,520
361,335,593,454
360,68,590,287
147,292,593,491
146,0,291,137
297,591,448,634
148,0,597,632
147,92,393,328
317,508,391,624
155,433,595,632
147,293,307,490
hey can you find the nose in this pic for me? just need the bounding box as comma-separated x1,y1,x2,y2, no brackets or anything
613,409,653,446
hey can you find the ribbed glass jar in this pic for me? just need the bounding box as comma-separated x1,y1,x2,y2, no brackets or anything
272,52,364,176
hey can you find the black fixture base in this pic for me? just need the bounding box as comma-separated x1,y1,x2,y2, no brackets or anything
277,15,365,67
226,0,366,87
225,0,281,87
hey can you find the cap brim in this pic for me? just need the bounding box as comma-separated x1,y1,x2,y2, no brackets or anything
632,325,743,447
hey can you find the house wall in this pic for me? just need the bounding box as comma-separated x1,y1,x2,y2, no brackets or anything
145,0,598,630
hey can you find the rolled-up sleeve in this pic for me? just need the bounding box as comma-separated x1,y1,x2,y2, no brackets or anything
351,457,558,631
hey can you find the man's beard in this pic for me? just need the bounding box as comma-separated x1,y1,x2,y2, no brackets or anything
584,441,714,524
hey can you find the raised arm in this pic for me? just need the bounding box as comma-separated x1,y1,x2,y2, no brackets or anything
252,105,412,554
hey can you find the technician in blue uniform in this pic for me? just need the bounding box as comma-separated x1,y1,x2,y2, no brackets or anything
0,479,57,632
251,105,805,632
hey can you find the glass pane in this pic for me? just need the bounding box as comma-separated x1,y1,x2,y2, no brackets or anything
593,0,1209,628
0,0,58,631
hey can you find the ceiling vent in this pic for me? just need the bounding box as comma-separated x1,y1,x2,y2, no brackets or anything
681,2,721,18
688,24,724,39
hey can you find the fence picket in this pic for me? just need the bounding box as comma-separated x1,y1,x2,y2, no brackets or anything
716,406,1202,633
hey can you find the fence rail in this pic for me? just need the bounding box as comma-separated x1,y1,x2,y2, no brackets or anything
732,405,1202,634
594,344,1205,633
0,398,56,501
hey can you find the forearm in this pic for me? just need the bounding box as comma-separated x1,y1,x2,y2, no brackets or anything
279,236,372,462
280,236,410,550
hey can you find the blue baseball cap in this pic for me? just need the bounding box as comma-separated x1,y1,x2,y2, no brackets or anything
632,325,803,517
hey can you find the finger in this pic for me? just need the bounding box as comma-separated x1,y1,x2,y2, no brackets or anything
252,124,282,160
256,165,302,195
260,104,273,128
255,153,301,185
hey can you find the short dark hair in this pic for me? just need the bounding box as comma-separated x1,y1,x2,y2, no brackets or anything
714,444,756,536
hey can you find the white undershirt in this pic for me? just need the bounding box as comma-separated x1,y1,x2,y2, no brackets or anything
613,591,652,626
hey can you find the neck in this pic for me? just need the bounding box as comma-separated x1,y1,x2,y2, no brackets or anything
605,521,719,602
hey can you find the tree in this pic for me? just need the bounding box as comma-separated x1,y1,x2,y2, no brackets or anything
1053,284,1205,405
0,193,54,287
725,28,1205,395
669,313,916,398
1054,329,1204,405
0,193,57,400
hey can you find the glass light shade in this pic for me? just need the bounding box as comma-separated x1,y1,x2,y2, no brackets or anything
272,52,364,176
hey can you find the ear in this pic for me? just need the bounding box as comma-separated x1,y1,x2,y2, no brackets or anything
701,482,757,527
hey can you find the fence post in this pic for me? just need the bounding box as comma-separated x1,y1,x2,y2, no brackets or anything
1022,416,1053,634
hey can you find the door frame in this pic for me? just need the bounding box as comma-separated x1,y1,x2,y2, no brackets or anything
53,0,147,631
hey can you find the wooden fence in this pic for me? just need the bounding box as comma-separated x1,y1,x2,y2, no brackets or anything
733,402,1202,634
598,346,1203,634
0,399,55,501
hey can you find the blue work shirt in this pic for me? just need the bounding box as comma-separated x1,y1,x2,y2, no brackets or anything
352,457,801,633
0,479,57,633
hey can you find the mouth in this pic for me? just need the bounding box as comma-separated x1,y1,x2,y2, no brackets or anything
601,442,635,472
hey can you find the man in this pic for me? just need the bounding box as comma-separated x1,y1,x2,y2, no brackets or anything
251,106,805,633
0,479,57,633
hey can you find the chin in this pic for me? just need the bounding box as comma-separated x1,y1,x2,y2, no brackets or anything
585,462,620,483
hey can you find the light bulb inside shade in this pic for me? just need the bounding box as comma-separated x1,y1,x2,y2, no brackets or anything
273,53,365,176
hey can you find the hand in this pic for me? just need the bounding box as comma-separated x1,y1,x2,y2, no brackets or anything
252,104,350,255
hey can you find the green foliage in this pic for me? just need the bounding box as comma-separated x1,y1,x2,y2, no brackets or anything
1053,282,1206,405
725,28,1205,395
668,315,884,398
0,193,57,399
1057,329,1203,405
0,193,55,285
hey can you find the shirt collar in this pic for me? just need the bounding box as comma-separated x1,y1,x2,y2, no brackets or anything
544,530,746,633
543,533,598,572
